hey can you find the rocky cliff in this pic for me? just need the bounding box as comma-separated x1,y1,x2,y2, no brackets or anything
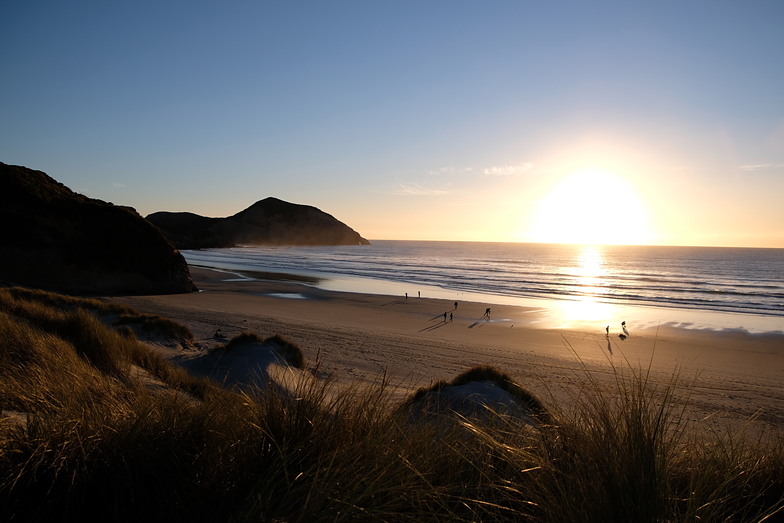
147,197,370,249
0,162,196,294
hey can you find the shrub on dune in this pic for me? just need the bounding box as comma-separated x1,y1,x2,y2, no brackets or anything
214,331,305,369
401,364,552,426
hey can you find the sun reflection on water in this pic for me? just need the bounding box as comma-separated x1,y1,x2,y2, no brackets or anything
556,246,613,323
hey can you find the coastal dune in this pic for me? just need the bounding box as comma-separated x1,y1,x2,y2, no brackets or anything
111,267,784,434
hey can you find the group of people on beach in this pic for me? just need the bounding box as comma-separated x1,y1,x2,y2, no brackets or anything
441,301,461,322
404,292,496,324
437,303,492,323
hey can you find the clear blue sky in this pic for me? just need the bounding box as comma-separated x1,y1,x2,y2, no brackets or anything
2,1,783,247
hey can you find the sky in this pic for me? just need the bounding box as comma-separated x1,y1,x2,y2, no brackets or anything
2,1,783,248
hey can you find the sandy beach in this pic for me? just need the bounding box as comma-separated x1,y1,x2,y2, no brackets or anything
111,267,784,434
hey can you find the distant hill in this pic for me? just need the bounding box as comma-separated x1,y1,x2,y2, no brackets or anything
0,162,196,294
147,197,371,249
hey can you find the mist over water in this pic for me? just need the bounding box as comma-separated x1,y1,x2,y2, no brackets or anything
183,241,784,322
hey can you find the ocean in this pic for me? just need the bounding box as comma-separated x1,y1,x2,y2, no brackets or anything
182,241,784,333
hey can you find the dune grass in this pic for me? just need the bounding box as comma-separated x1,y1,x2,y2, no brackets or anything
113,311,194,344
0,287,209,403
1,287,783,522
1,285,194,345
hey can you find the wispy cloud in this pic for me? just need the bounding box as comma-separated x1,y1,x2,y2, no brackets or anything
426,166,474,175
113,182,125,187
483,163,533,176
740,163,784,171
387,183,452,196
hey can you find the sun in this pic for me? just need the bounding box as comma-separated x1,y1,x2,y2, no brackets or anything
529,168,652,245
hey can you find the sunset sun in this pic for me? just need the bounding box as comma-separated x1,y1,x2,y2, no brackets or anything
530,169,652,245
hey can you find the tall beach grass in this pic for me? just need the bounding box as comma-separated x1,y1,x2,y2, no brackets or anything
1,287,783,522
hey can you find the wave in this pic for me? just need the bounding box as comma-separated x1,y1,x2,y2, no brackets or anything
183,242,784,318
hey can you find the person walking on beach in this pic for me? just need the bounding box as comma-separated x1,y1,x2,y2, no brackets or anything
606,325,609,335
405,293,408,299
450,312,453,322
454,301,458,309
484,308,491,318
444,312,448,322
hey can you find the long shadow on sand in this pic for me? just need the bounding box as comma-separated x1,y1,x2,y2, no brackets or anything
380,299,409,307
468,317,489,329
420,322,449,333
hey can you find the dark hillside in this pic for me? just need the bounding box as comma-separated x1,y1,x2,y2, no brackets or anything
0,162,196,294
147,196,370,249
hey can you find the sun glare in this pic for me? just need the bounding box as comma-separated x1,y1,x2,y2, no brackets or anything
556,245,614,322
530,168,652,245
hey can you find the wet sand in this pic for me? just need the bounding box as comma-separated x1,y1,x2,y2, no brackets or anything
111,268,784,433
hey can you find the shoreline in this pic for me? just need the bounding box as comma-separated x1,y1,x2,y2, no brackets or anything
189,263,784,335
108,267,784,434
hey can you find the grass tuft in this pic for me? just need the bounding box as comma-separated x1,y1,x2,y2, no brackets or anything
405,364,552,425
214,331,305,369
113,312,194,344
265,333,306,369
